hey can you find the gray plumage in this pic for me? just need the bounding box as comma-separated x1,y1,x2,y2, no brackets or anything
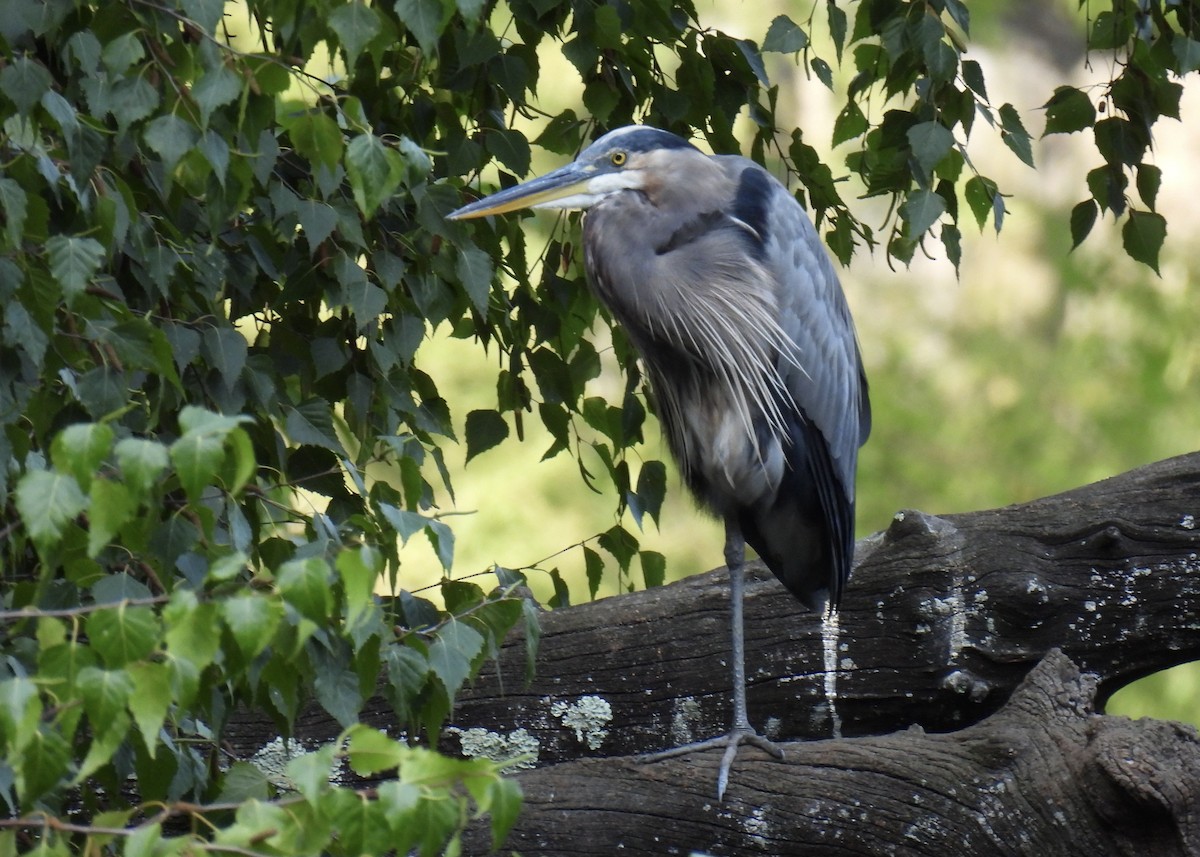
448,125,871,798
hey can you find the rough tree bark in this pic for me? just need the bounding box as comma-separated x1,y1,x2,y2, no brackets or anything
229,452,1200,855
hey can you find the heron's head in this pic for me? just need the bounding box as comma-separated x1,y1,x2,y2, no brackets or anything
447,126,702,220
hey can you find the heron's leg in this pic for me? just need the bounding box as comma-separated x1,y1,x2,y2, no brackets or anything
639,519,783,800
716,520,784,797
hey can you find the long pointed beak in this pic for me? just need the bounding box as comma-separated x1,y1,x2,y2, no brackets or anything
447,162,594,220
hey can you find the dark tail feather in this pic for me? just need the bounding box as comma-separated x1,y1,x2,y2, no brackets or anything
740,412,855,612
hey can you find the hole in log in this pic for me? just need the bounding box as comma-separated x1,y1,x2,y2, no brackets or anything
1106,661,1200,729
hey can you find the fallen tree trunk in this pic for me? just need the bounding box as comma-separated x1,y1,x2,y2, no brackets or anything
461,650,1200,856
436,450,1200,764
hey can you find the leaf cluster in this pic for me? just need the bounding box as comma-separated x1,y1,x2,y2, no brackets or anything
1048,0,1200,271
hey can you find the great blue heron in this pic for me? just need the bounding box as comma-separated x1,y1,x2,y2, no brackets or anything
448,125,871,799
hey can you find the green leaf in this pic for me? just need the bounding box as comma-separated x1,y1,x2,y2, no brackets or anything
182,0,224,34
1122,209,1166,274
484,128,531,177
287,110,343,170
1042,86,1095,136
640,550,666,589
583,545,604,599
345,133,404,218
285,399,345,453
331,791,393,857
217,762,273,805
1136,164,1161,211
46,235,104,303
0,55,51,115
144,114,199,175
598,525,638,573
1069,199,1098,249
634,459,666,528
456,0,486,24
222,594,283,659
170,428,226,505
103,78,160,129
18,726,72,803
88,479,134,557
593,4,621,49
346,723,407,775
923,40,957,84
1094,117,1146,167
86,604,159,668
0,677,40,754
425,519,455,571
338,548,379,632
736,38,770,88
15,470,87,555
832,101,868,145
296,199,338,250
164,592,221,677
1087,164,1128,216
810,57,832,90
963,175,999,231
329,2,383,67
0,177,27,249
124,822,162,857
312,648,362,727
248,57,292,95
394,0,450,55
762,15,808,53
1089,10,1132,50
900,188,946,236
192,64,243,126
282,745,336,801
998,103,1034,167
77,666,135,732
51,422,113,492
94,573,153,603
378,505,431,544
961,59,987,100
943,0,970,35
335,255,388,327
429,620,485,700
464,409,508,464
942,223,962,274
484,777,522,849
127,661,172,756
202,326,249,388
1173,34,1200,73
277,557,333,622
827,0,847,61
456,244,493,313
114,438,169,502
906,121,954,181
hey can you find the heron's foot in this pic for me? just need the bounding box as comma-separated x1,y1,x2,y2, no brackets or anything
638,726,784,800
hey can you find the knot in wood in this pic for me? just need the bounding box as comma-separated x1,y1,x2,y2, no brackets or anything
1082,719,1200,849
885,509,958,544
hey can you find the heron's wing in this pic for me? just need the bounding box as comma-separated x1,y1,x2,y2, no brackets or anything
718,157,871,607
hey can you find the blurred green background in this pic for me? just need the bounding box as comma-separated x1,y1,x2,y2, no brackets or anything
403,1,1200,726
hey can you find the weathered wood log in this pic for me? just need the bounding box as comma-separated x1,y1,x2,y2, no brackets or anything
461,649,1200,856
427,450,1200,766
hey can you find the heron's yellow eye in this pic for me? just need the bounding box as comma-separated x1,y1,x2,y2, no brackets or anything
610,151,628,167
